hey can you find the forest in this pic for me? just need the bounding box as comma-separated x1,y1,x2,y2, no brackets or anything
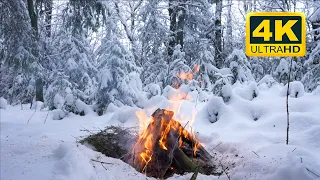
1,0,320,180
0,0,319,112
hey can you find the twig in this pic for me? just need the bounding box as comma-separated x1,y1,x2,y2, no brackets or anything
190,167,199,180
91,159,114,171
306,167,320,178
252,151,260,158
292,147,297,152
81,126,95,135
27,109,37,124
100,162,108,171
90,159,115,165
44,110,50,124
275,0,286,11
71,135,81,142
286,57,293,145
210,142,223,152
219,160,231,180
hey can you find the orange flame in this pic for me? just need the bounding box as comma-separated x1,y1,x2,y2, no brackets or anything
178,64,199,82
179,72,193,81
134,72,203,172
140,134,153,162
193,64,200,73
159,116,171,150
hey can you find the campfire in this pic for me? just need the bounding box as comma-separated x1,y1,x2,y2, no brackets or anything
124,108,216,178
81,65,216,178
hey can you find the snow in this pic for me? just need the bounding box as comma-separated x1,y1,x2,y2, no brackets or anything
1,83,320,180
65,94,74,105
275,58,289,74
234,82,259,101
221,84,233,102
0,97,7,109
75,99,91,115
258,75,276,90
313,85,320,95
310,7,320,22
31,101,44,111
281,81,305,98
67,58,78,71
206,96,226,123
143,83,161,98
54,94,65,109
52,109,66,120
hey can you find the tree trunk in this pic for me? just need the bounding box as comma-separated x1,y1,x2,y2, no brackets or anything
243,0,248,13
45,0,53,37
225,0,233,54
253,0,257,11
27,0,38,37
311,0,320,41
283,0,290,11
214,0,223,68
27,0,43,102
176,3,185,49
168,0,177,58
35,78,44,102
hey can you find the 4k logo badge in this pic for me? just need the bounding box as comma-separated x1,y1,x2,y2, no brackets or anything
246,12,306,57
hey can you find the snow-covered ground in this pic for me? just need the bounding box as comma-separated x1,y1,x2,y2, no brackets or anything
1,83,320,180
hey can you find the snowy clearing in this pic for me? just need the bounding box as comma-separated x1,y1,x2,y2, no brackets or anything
1,83,320,180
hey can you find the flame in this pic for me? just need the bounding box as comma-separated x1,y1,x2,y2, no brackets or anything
136,110,151,133
193,140,201,156
140,134,153,162
134,66,203,172
179,72,193,81
193,64,200,73
179,137,183,146
178,64,199,82
159,115,171,150
134,108,201,172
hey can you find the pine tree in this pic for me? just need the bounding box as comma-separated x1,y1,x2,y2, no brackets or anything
168,45,192,89
0,0,42,105
138,0,169,88
226,49,254,84
43,0,102,109
95,33,142,115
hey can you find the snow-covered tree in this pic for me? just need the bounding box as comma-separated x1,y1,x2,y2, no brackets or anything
138,0,169,88
168,45,192,89
43,0,100,109
95,34,142,115
274,58,289,84
0,0,42,105
226,49,254,84
302,42,320,91
302,8,320,92
49,30,98,99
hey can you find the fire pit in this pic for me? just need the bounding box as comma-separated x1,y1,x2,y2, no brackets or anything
124,108,216,178
81,108,216,179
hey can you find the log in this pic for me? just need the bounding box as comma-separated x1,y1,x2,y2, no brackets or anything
125,108,216,178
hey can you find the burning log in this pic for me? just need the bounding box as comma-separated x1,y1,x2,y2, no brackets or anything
124,109,216,178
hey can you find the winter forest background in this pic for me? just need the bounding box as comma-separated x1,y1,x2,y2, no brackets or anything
1,0,320,117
